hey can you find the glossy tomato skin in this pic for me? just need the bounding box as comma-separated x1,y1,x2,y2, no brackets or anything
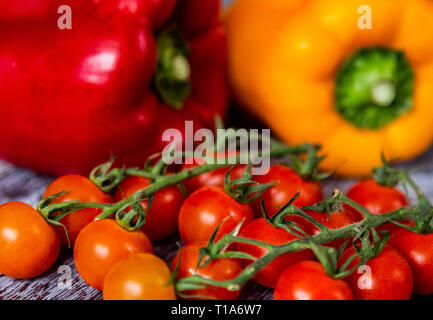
171,243,242,300
274,261,354,300
114,175,185,241
181,161,246,194
0,202,60,279
306,210,361,250
236,218,314,288
253,165,323,217
103,253,176,300
178,187,254,245
346,180,408,232
43,174,113,247
389,229,433,295
74,219,153,290
339,245,413,300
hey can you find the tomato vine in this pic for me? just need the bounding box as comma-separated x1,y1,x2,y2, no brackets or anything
35,133,433,296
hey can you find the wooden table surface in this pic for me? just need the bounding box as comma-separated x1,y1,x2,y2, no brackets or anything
1,145,433,300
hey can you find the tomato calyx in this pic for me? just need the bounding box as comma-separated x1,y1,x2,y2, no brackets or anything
174,222,254,299
353,228,390,262
373,156,433,234
285,144,332,181
224,163,276,205
312,226,391,280
259,192,320,238
37,191,108,247
189,219,258,269
372,154,404,188
90,157,164,193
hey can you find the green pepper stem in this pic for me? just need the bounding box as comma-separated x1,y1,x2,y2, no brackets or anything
336,47,414,129
371,79,396,107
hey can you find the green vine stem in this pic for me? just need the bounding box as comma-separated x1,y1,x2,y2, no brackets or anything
36,135,433,295
175,190,416,293
38,142,316,228
176,169,432,293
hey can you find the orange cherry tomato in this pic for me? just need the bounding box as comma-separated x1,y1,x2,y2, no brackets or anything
74,219,153,290
178,187,254,245
103,253,176,300
0,202,60,279
43,174,113,247
114,175,185,241
172,243,243,300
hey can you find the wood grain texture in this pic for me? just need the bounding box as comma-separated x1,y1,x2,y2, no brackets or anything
1,146,432,300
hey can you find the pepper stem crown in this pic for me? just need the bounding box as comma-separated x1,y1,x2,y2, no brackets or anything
336,47,414,129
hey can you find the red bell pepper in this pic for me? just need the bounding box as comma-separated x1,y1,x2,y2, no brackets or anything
0,0,227,175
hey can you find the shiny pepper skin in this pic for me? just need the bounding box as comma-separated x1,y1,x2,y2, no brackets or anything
226,0,433,176
0,0,227,175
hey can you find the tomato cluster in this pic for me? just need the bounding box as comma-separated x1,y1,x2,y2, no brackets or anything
0,161,432,301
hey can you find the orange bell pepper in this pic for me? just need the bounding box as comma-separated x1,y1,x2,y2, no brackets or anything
226,0,433,176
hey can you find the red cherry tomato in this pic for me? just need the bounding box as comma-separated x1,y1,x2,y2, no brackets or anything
180,150,246,194
338,245,413,300
171,243,243,300
114,175,185,241
182,161,246,194
103,253,176,300
253,165,323,217
274,261,354,300
389,229,433,295
178,187,254,245
0,202,60,279
346,180,409,232
236,218,314,288
74,219,153,290
306,210,361,250
43,174,113,247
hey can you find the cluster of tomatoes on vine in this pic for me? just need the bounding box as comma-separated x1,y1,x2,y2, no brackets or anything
0,143,433,301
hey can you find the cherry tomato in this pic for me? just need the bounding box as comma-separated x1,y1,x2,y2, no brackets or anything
389,229,433,295
346,180,409,233
43,174,113,247
181,152,246,194
0,202,60,279
274,261,354,300
236,218,314,288
103,253,176,300
306,210,361,250
338,245,413,300
171,243,243,300
253,165,323,217
114,175,185,241
178,187,254,245
74,219,153,290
